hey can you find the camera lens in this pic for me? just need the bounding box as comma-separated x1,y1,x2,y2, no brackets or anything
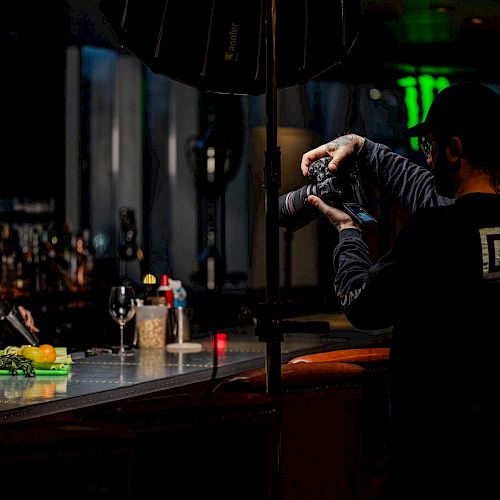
279,184,319,232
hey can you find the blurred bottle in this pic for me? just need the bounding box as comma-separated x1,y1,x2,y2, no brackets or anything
155,274,169,306
0,221,96,297
156,274,175,343
119,207,145,284
170,279,190,342
143,273,158,304
81,229,94,290
170,279,187,308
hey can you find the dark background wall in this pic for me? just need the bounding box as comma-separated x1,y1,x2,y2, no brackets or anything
3,1,500,347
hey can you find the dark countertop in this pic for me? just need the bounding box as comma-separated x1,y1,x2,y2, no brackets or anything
0,314,391,424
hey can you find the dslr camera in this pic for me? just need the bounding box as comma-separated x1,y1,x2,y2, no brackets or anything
279,157,376,231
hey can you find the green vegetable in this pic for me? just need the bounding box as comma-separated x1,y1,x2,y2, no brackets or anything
0,353,36,377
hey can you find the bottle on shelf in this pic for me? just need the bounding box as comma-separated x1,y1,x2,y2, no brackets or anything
142,273,158,304
155,274,168,306
0,220,96,298
157,274,175,343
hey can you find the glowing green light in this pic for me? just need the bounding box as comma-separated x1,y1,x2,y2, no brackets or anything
393,63,417,74
397,76,418,88
435,77,450,93
398,10,454,44
418,65,474,76
419,75,436,120
398,77,419,151
397,73,451,151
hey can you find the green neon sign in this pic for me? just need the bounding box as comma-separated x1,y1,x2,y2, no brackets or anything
397,73,451,151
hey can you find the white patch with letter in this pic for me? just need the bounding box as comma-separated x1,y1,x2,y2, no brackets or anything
479,227,500,280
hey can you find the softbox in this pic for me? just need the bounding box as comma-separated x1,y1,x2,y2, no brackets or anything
100,0,361,95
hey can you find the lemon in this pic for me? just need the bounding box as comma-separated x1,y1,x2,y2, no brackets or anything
20,346,46,363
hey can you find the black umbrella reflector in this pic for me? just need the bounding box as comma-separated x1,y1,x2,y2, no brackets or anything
100,0,361,95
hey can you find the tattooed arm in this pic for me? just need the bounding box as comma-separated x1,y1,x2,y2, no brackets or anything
301,134,453,213
300,134,363,178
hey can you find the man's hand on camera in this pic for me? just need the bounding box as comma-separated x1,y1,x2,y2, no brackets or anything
301,134,365,177
307,195,359,231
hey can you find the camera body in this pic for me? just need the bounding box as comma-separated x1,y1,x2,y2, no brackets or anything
307,157,365,207
279,157,375,230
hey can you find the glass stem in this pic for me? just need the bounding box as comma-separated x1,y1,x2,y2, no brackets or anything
119,323,125,355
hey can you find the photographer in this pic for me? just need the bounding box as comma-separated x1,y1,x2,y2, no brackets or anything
301,82,500,499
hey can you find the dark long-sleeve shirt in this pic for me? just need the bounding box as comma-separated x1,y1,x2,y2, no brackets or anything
334,138,500,335
335,139,500,497
333,139,500,408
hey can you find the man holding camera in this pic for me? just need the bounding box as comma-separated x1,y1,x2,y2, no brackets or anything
301,82,500,499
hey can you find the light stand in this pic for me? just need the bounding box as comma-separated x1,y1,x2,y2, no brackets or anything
100,0,359,396
259,0,282,396
255,0,331,397
99,2,360,497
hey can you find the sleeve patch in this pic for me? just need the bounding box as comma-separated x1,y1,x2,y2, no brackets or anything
479,227,500,280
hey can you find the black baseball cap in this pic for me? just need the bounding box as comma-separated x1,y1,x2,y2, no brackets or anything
401,82,500,138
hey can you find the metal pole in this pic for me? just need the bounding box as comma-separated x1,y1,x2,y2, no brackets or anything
264,0,282,396
264,1,282,498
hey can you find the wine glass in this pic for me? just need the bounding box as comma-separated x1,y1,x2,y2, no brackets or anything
109,286,136,356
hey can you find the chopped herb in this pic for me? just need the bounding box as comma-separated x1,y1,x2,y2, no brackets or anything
0,353,36,377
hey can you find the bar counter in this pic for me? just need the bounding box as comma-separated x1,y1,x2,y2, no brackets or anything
0,314,390,424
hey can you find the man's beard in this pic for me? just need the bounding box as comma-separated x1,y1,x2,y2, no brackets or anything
433,152,459,198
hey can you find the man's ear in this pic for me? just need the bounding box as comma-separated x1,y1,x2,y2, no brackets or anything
446,136,463,162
